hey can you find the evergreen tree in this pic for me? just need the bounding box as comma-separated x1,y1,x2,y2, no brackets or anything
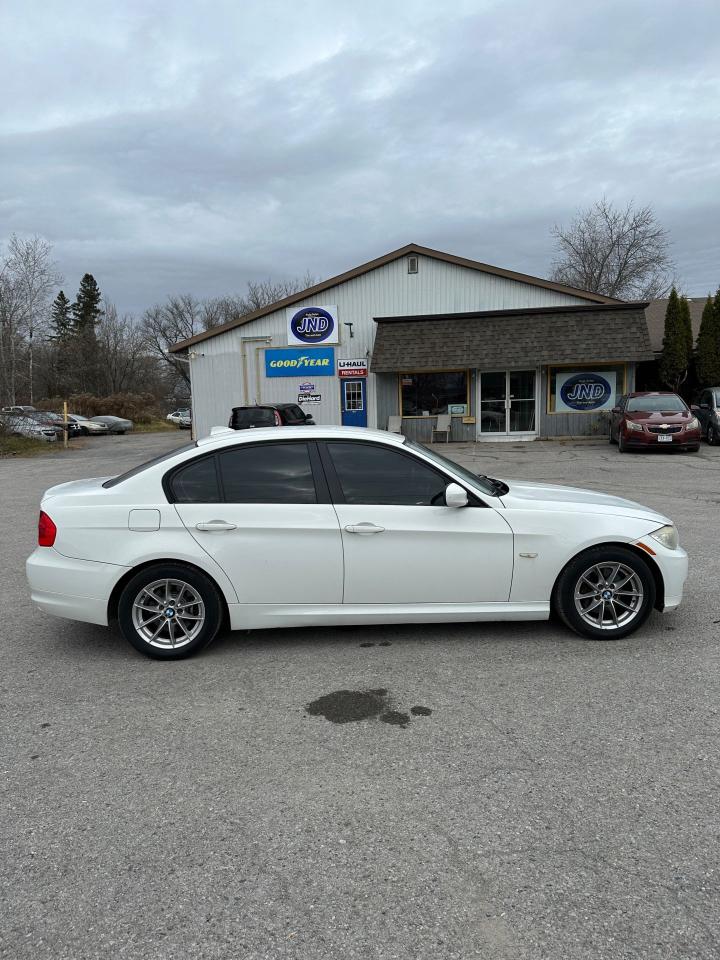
696,290,720,387
49,290,72,340
71,273,103,332
659,287,691,391
679,295,693,358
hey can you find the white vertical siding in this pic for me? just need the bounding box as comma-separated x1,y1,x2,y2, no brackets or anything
190,254,592,438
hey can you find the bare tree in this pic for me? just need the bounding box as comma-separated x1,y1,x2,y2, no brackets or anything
550,199,675,300
98,303,148,394
140,295,225,390
0,235,62,404
142,273,316,388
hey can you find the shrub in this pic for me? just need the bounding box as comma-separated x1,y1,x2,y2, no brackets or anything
35,392,161,423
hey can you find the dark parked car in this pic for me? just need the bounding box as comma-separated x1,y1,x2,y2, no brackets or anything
692,387,720,445
228,404,315,430
29,412,82,439
610,392,701,452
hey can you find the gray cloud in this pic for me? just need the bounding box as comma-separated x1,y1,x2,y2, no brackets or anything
1,0,718,312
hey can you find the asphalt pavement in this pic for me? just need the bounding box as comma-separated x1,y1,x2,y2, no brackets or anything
2,432,719,959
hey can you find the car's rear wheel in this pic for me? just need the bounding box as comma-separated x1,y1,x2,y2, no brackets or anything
117,564,222,659
553,546,656,640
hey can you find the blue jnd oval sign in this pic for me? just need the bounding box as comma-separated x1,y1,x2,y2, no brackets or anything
560,373,612,410
290,307,335,344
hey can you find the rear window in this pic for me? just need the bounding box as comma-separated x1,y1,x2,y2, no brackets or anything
283,405,307,423
233,408,277,427
626,396,687,413
102,442,197,488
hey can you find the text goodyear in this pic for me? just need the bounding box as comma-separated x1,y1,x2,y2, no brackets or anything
265,347,335,378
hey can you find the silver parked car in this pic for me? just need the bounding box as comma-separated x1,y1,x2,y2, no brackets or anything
91,415,134,435
66,414,109,435
0,413,57,441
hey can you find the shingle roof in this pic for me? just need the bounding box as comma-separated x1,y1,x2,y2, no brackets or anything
645,297,708,353
169,242,621,353
370,302,653,372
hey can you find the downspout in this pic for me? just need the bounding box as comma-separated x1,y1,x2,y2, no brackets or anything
241,336,272,405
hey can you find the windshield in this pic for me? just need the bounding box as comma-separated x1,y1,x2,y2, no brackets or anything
405,439,499,496
102,442,197,488
626,396,686,413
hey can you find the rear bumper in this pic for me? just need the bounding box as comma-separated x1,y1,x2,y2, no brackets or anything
26,548,129,626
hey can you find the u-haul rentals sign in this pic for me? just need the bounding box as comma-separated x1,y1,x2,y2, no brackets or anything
337,358,368,378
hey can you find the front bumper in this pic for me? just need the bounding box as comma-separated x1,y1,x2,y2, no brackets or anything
637,541,689,611
26,548,129,626
622,429,701,450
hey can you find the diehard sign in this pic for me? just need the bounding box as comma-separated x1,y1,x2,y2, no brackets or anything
287,305,339,345
338,358,368,378
265,347,335,378
298,394,321,404
555,371,616,412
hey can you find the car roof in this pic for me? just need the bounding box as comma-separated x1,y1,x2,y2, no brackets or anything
196,425,406,449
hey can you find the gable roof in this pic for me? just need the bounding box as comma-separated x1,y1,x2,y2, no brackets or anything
645,297,708,353
170,242,621,352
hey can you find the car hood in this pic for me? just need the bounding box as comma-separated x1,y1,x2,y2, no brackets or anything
497,479,669,523
624,410,690,423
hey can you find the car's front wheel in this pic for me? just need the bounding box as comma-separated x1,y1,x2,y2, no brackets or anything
708,423,718,445
553,546,656,640
117,563,223,659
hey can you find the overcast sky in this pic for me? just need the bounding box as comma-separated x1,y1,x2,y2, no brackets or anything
1,0,719,314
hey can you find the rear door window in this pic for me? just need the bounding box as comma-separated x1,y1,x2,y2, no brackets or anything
169,456,221,502
218,442,317,503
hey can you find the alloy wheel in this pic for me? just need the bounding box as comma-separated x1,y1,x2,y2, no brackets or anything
131,578,205,649
573,562,644,631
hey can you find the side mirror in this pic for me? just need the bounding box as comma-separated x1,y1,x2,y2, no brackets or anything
699,403,709,410
611,407,620,414
445,483,468,508
304,415,315,424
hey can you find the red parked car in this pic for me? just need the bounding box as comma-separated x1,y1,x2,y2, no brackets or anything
610,392,701,452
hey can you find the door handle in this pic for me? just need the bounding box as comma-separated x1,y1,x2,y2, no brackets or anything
195,520,237,531
344,522,385,535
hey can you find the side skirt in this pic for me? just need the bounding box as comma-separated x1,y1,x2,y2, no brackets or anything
228,601,550,632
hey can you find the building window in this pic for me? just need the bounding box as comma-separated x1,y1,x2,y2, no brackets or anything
547,364,626,414
400,371,469,417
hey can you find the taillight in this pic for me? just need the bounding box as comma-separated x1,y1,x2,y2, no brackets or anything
38,511,57,547
274,410,282,426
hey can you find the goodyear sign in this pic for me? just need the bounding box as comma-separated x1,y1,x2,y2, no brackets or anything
265,347,335,378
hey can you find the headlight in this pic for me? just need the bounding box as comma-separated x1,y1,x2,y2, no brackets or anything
626,420,643,432
649,524,679,550
686,417,700,430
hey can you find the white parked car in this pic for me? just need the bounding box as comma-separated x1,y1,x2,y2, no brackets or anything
167,409,191,428
26,426,688,660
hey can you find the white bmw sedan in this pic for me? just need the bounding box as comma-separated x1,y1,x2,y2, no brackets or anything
27,426,688,660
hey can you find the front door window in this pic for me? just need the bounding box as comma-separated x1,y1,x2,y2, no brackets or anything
480,370,536,434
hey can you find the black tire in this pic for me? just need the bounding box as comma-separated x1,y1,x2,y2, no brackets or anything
117,563,223,660
617,431,627,453
708,424,718,445
553,545,656,641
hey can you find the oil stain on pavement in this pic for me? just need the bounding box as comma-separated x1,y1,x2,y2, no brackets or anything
305,688,432,729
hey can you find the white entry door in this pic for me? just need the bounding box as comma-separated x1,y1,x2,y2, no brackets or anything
479,370,537,436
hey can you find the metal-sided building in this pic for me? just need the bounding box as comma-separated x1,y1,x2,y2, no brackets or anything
172,243,653,441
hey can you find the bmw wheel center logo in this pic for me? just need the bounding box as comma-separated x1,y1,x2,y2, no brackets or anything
559,373,612,411
290,307,335,344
